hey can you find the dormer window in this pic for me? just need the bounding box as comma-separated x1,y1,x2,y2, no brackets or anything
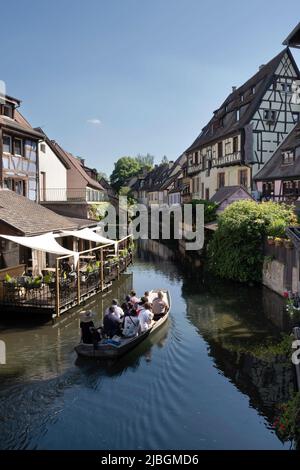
236,109,240,121
292,112,300,123
240,93,244,102
2,104,13,118
251,86,256,94
282,150,295,165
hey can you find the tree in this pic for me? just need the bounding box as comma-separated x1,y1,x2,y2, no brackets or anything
136,153,154,170
97,171,109,183
208,200,297,283
110,157,141,191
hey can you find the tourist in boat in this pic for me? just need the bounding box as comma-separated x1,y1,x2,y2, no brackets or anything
138,302,153,332
103,306,122,338
112,299,124,320
122,310,140,337
80,310,97,344
144,291,150,302
136,296,148,315
152,291,168,320
129,290,140,306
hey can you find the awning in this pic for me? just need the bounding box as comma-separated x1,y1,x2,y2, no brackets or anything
60,228,117,252
0,232,79,265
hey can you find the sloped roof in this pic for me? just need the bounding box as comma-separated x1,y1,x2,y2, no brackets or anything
210,185,253,204
49,141,104,191
283,23,300,48
0,110,44,139
187,48,299,152
143,164,170,191
254,122,300,181
0,190,77,236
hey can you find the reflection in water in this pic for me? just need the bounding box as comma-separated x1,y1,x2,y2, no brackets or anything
0,240,297,450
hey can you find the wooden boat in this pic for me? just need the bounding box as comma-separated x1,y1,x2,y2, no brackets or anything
74,289,170,359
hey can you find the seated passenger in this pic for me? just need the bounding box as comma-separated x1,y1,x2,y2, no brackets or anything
152,291,168,319
103,306,122,338
139,302,154,333
129,290,140,306
80,310,96,344
136,296,148,316
123,310,140,337
112,299,124,320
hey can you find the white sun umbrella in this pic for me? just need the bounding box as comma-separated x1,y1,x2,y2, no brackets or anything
59,228,118,253
0,232,79,266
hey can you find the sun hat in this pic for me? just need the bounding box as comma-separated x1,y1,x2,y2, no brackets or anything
80,310,96,323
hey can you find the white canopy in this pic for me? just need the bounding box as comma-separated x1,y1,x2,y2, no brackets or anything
60,228,117,252
0,232,79,265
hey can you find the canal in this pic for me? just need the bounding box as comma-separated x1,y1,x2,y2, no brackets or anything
0,241,297,450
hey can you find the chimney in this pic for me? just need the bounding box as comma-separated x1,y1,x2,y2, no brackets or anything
259,64,265,71
168,161,174,169
232,86,237,92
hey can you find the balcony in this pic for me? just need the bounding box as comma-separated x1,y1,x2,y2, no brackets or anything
212,151,241,167
187,163,202,175
40,188,108,203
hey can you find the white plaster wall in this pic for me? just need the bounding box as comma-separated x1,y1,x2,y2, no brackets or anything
39,142,67,201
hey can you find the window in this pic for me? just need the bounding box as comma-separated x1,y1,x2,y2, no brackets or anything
25,140,37,161
280,83,292,93
282,150,295,164
15,180,25,196
218,172,225,189
195,151,199,165
292,112,300,123
4,179,13,190
239,169,248,187
218,142,223,158
263,110,276,122
14,138,23,156
40,143,46,153
240,93,244,102
205,188,210,200
3,135,11,153
251,86,256,94
236,109,240,121
233,136,239,153
2,104,13,118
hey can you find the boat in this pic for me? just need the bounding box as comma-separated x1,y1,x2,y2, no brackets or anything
74,289,170,359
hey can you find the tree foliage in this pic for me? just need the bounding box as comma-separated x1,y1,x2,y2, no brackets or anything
110,155,154,191
208,200,297,283
110,157,142,191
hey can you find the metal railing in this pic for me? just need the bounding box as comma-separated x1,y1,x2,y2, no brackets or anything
40,188,108,203
0,235,133,316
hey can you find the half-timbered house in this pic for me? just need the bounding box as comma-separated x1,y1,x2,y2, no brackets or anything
0,95,44,201
254,121,300,201
185,48,300,200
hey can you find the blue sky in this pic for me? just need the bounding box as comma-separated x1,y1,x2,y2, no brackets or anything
1,0,300,175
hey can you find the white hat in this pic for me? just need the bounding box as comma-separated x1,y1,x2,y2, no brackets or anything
80,310,96,323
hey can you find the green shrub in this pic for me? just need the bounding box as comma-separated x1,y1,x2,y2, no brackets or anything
192,199,218,223
208,200,296,282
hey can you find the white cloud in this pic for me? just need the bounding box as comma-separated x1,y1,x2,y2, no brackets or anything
87,118,102,126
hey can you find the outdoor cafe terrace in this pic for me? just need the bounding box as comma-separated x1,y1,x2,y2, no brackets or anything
0,233,133,318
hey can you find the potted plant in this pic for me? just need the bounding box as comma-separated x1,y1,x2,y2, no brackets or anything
274,237,284,246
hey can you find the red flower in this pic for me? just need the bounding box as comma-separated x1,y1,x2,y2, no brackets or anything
283,291,289,298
